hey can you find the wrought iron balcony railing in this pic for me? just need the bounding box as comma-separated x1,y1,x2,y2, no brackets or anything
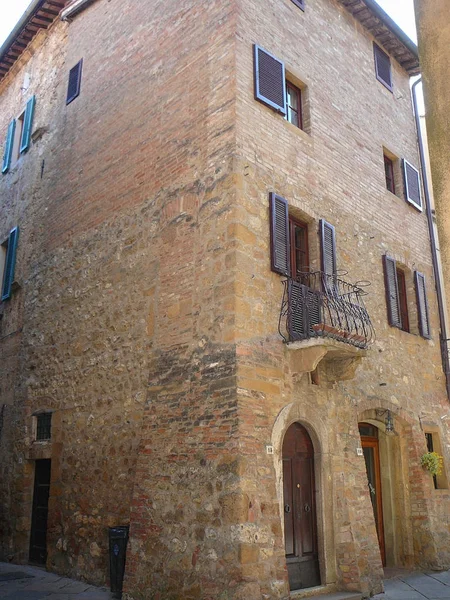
279,271,375,349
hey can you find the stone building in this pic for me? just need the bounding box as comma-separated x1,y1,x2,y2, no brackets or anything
1,0,449,598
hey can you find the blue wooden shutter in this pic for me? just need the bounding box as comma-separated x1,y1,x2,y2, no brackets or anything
2,226,19,301
66,59,83,104
269,192,290,276
2,119,16,174
254,45,286,115
20,95,36,154
402,159,423,211
415,271,431,339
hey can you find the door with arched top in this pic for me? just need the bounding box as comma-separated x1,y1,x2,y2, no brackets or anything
282,422,320,590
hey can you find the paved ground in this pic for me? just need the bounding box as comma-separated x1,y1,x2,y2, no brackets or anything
373,570,450,600
2,561,450,599
0,561,114,599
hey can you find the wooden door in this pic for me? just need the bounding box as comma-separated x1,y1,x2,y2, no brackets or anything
29,459,51,565
359,423,386,565
282,423,320,590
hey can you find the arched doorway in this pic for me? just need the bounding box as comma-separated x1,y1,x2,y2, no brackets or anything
282,422,320,590
359,422,386,565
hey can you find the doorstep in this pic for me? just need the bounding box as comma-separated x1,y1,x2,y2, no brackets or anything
290,588,362,600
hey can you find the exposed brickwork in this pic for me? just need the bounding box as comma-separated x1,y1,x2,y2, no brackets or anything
0,0,449,599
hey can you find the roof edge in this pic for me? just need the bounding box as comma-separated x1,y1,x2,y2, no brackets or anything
0,0,46,65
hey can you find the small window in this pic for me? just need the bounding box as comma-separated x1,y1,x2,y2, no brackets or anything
66,59,83,105
359,423,378,438
36,413,52,441
291,0,305,11
289,216,309,276
374,43,392,91
396,268,409,332
424,431,448,490
384,154,395,194
285,82,302,130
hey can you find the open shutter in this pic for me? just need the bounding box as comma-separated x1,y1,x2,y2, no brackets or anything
402,159,422,211
269,192,290,276
319,220,337,278
383,255,401,328
253,45,286,115
66,59,83,105
374,43,392,91
2,226,19,301
2,119,16,174
415,271,431,339
20,95,36,154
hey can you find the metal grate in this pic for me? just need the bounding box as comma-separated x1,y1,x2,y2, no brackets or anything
36,413,52,441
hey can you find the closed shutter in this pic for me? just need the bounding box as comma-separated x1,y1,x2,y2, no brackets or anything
1,226,19,301
2,119,16,174
383,255,401,328
20,95,36,154
374,43,392,91
402,159,422,211
269,192,290,276
415,271,431,339
291,0,305,9
253,45,286,115
288,279,305,340
66,59,83,105
319,219,337,278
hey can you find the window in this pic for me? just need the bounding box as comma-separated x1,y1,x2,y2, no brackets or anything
383,255,430,338
424,431,448,490
1,96,35,174
36,412,52,441
285,82,302,129
66,59,83,105
384,154,395,194
289,217,309,275
1,227,19,302
374,43,392,91
291,0,305,11
396,268,409,332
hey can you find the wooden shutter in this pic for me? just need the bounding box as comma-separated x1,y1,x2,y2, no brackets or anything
383,255,401,328
2,119,16,174
2,226,19,301
253,45,286,115
291,0,305,9
319,220,337,278
66,59,83,105
415,271,431,339
288,281,322,340
269,192,290,276
374,43,392,91
402,159,423,211
20,95,36,154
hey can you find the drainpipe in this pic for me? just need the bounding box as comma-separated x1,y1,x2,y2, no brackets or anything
411,77,450,400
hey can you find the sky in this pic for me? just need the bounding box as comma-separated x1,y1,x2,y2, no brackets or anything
0,0,418,47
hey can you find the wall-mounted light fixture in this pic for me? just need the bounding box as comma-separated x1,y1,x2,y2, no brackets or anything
376,408,395,435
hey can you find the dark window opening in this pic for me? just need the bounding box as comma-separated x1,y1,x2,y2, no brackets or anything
285,82,303,129
425,433,438,489
36,413,52,441
384,155,395,194
359,423,378,438
289,217,309,276
396,268,409,333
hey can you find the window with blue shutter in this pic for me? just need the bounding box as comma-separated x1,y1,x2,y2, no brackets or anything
1,227,19,302
20,95,36,154
2,119,16,174
66,59,83,105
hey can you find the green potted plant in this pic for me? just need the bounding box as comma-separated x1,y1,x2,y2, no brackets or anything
421,451,444,477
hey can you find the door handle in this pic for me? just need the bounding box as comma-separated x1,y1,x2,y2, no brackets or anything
304,503,311,512
284,504,291,513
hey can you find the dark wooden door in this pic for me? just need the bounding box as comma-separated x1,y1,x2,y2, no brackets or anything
359,424,386,566
29,459,51,565
283,423,320,590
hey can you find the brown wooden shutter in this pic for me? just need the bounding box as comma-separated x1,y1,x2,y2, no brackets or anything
373,43,392,91
402,159,423,211
383,255,402,328
253,45,286,115
319,220,336,278
415,271,431,339
269,192,290,276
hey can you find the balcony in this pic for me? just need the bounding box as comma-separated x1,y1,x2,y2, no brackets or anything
279,271,374,365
